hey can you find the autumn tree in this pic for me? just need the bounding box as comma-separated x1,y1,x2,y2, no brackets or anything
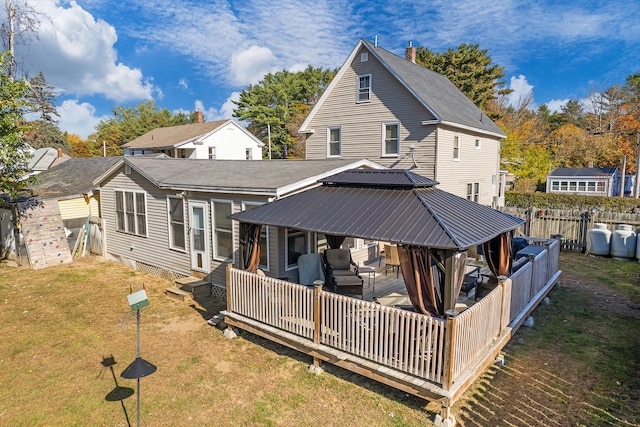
415,43,510,113
233,65,337,159
67,133,96,158
94,100,195,153
0,50,33,198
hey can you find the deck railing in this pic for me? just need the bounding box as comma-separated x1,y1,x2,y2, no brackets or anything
225,238,561,392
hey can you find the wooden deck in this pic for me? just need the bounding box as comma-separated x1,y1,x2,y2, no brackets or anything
222,238,562,423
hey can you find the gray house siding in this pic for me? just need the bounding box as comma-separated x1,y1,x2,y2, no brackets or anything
305,45,437,179
101,167,287,286
101,166,192,277
435,126,500,205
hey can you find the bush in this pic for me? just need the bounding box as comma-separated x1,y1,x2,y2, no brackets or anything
505,191,640,213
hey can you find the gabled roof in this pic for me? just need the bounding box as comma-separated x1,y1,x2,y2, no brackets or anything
300,39,506,139
231,169,523,250
28,148,70,171
30,156,122,199
548,167,618,178
95,157,384,197
123,119,264,150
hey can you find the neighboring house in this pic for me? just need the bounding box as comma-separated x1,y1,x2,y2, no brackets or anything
29,156,122,229
300,39,507,207
25,147,70,178
94,157,382,284
546,167,621,197
122,115,264,160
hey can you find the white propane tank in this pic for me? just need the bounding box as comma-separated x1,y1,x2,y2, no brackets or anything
587,223,611,256
610,224,637,260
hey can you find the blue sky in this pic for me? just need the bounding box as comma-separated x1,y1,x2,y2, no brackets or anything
11,0,640,138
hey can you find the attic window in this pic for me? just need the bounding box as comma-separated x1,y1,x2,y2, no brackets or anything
360,52,368,62
357,74,371,102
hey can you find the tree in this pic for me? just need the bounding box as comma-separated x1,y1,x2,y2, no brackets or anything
415,43,510,112
0,0,43,79
28,71,58,123
0,50,33,198
94,100,195,153
67,133,96,158
233,65,337,159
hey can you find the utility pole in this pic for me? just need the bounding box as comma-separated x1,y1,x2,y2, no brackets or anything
267,123,272,160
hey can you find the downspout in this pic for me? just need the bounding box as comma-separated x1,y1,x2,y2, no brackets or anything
433,127,439,180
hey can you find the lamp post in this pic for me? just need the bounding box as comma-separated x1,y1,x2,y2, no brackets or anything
121,286,157,427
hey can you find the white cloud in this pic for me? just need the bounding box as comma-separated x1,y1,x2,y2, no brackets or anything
21,1,154,102
173,94,240,124
57,99,106,139
506,75,534,108
178,79,188,90
546,99,569,113
230,46,277,86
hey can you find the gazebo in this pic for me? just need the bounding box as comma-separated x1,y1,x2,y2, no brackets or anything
223,169,561,426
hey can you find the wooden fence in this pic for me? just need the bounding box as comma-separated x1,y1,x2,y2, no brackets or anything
501,207,640,251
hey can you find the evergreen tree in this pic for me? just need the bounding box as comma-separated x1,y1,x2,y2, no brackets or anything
233,65,337,159
416,43,510,112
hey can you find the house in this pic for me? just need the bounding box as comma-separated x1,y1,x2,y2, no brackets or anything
546,167,621,197
227,168,561,426
29,156,122,229
1,156,121,264
25,147,70,178
300,39,507,207
94,157,382,284
123,114,264,160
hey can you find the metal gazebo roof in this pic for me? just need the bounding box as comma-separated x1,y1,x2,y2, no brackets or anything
230,169,524,250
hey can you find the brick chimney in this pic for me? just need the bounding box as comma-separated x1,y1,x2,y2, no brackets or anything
57,148,63,158
405,41,416,63
195,111,203,123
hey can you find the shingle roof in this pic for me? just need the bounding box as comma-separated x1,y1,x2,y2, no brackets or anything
363,40,505,137
96,157,383,196
123,120,229,149
30,156,122,199
548,167,617,178
231,169,523,250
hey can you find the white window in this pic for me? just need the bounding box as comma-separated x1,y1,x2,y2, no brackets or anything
587,182,596,192
569,182,577,191
209,147,216,159
115,190,147,236
578,182,586,192
242,202,270,270
552,181,560,191
360,52,368,62
327,126,341,157
245,148,252,160
286,228,308,270
466,183,479,202
475,137,481,149
357,74,371,102
597,182,605,192
382,122,399,156
212,200,233,260
453,135,460,160
168,196,185,250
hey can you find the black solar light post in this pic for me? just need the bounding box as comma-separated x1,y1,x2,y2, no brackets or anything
121,285,157,427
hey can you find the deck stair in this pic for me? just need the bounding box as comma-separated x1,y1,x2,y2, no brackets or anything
165,276,211,301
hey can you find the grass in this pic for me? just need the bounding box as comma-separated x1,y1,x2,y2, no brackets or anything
0,253,638,426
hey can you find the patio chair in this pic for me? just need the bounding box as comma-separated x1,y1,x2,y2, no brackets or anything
297,253,326,287
384,244,401,278
324,248,364,298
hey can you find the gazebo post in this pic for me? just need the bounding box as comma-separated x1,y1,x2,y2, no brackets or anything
443,250,457,313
